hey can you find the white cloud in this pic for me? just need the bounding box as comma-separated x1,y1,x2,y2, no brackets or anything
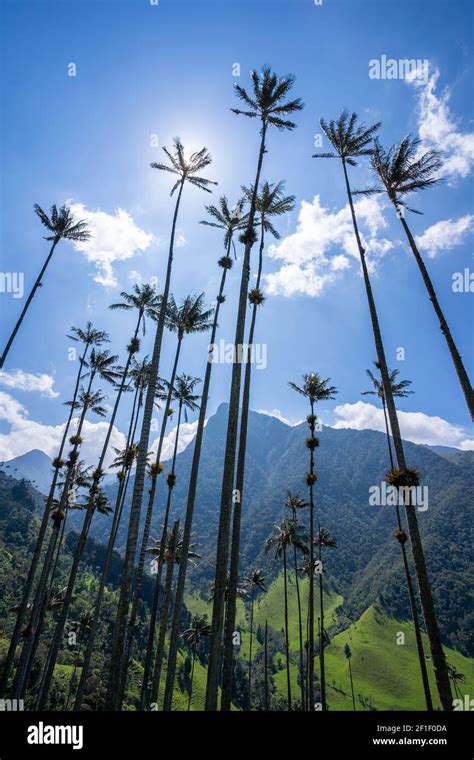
407,67,474,179
333,400,470,448
415,215,474,258
264,195,394,297
0,370,59,399
0,391,125,468
150,418,208,463
258,408,303,426
69,203,153,287
175,229,186,248
459,439,474,451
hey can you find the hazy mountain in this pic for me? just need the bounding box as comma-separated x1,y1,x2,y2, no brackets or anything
0,449,52,494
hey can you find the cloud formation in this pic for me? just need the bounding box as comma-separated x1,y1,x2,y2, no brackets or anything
415,214,474,258
332,400,473,449
69,203,153,287
407,67,474,179
0,391,126,467
0,370,59,399
264,195,393,297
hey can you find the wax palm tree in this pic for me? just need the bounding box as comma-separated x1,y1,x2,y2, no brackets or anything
11,382,109,700
314,110,452,710
285,490,308,708
181,615,211,710
362,363,433,710
289,373,336,710
200,195,248,258
206,66,303,711
245,569,266,709
164,198,249,711
139,373,201,707
121,296,211,704
362,364,413,468
0,322,108,692
0,204,91,368
264,619,269,711
266,518,308,711
106,140,216,711
367,137,473,420
314,526,337,710
64,612,93,710
344,643,356,710
33,348,120,706
222,181,295,710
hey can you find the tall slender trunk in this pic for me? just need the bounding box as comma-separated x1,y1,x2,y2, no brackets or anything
293,542,305,709
162,243,233,711
221,221,265,710
205,120,268,711
283,548,292,711
0,238,59,368
74,383,143,710
10,372,94,700
318,551,326,710
381,397,433,710
106,180,185,710
37,323,140,709
307,399,316,710
150,519,179,707
264,619,269,711
187,649,196,711
341,158,452,710
1,341,88,691
121,339,182,699
397,211,473,420
348,658,356,710
139,393,183,709
247,595,255,710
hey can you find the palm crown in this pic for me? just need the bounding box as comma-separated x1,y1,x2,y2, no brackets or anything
314,110,380,166
285,490,309,517
165,293,214,339
362,364,413,401
200,196,248,253
181,615,211,648
68,322,109,349
244,180,295,239
34,203,91,242
109,284,162,334
151,138,217,196
314,526,337,549
83,349,121,385
370,136,442,214
245,569,266,593
171,373,201,422
266,517,309,558
289,372,337,405
232,65,304,130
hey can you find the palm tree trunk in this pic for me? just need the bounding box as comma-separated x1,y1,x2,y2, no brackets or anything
1,341,88,692
264,619,269,711
248,595,255,710
348,659,356,710
382,396,433,710
293,542,305,709
162,243,233,711
397,212,473,420
341,158,452,711
37,321,141,709
205,120,268,711
106,179,185,710
318,551,326,710
308,399,316,710
10,373,94,700
221,223,265,710
187,649,196,711
121,339,182,699
0,238,59,368
283,547,292,711
150,519,179,707
74,384,143,710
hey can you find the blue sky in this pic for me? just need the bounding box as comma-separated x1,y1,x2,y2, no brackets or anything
0,0,473,465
